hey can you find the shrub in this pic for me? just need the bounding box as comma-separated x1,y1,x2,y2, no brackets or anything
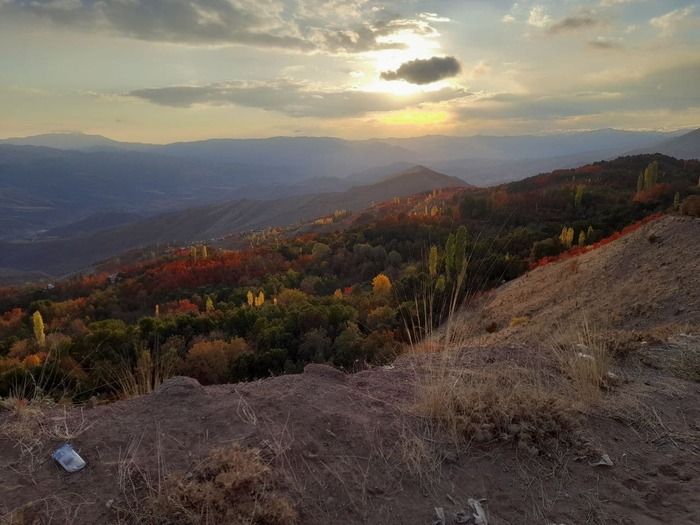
413,362,577,453
182,338,247,385
140,443,297,525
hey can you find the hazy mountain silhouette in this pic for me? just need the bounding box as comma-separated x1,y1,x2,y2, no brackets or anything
1,129,689,241
632,128,700,159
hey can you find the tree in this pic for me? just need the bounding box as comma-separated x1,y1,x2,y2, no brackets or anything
578,230,586,246
674,191,681,211
254,291,265,307
32,311,46,347
574,184,585,209
428,246,438,278
311,242,332,260
372,274,392,294
643,160,658,191
201,245,208,259
205,297,214,312
247,291,254,307
636,172,644,193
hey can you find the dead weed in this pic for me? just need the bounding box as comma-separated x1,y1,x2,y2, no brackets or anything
126,443,297,525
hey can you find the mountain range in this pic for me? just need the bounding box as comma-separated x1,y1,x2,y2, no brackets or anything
1,127,699,282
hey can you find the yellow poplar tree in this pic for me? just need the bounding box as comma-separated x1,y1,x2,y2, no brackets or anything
566,227,575,248
205,297,214,312
247,291,254,307
32,311,45,347
202,245,208,259
254,291,265,307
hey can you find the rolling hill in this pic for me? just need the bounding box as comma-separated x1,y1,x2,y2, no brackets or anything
0,166,467,279
635,127,700,159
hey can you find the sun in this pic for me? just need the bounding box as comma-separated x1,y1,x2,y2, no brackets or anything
360,29,444,96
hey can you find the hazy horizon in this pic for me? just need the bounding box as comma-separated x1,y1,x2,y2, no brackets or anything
2,0,699,143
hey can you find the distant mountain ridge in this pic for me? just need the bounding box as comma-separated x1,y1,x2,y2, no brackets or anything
1,128,697,242
632,128,700,159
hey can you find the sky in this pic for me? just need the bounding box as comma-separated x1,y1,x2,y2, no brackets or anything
1,0,699,143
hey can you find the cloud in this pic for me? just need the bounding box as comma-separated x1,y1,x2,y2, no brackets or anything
0,0,436,53
547,15,598,35
528,6,551,28
470,61,492,78
650,6,696,35
380,56,462,85
599,0,643,6
457,60,700,121
126,80,471,118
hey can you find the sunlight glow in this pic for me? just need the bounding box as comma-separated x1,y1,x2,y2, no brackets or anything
379,110,448,125
362,28,442,96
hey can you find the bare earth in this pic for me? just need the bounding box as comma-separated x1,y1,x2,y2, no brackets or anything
1,215,699,525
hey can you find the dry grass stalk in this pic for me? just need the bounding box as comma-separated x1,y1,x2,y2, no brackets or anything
550,316,614,407
114,350,178,399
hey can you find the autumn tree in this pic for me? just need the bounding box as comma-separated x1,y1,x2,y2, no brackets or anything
372,274,392,294
32,311,45,347
559,227,573,248
643,160,658,191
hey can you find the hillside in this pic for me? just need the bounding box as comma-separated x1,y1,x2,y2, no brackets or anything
637,128,700,159
1,215,698,525
0,166,467,278
461,215,700,344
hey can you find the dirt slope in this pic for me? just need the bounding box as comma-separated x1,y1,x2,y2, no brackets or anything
463,215,700,347
1,216,699,525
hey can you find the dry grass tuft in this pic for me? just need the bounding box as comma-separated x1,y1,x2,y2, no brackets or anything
114,350,179,399
508,316,529,328
550,317,614,406
140,443,297,525
412,359,577,455
671,344,700,382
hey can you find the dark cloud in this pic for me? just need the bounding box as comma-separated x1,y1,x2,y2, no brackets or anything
380,56,462,85
127,80,471,118
0,0,434,53
547,16,598,35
